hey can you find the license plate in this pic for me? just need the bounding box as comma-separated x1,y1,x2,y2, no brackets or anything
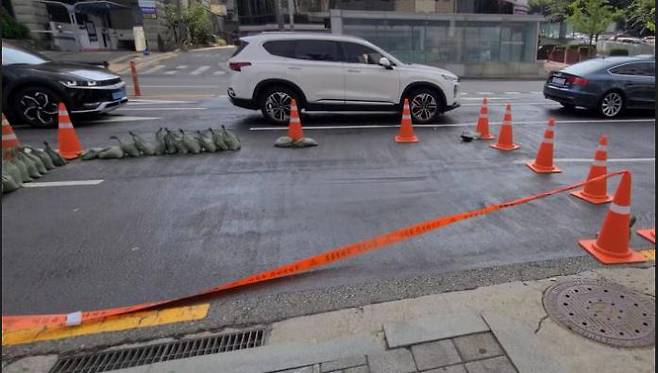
551,77,566,85
112,89,126,100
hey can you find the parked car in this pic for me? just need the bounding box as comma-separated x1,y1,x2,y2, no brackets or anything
1,41,128,127
543,55,655,118
227,32,460,125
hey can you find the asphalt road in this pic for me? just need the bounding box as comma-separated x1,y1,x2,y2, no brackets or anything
1,50,655,355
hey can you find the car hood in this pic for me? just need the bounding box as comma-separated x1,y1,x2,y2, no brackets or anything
403,63,458,80
22,62,118,81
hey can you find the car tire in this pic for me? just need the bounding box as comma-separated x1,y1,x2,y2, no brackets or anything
259,86,300,125
598,91,624,118
11,86,62,128
407,88,442,124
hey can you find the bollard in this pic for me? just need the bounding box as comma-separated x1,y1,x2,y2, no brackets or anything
129,60,141,96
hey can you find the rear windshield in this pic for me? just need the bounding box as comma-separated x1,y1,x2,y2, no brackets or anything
231,41,249,58
562,58,608,75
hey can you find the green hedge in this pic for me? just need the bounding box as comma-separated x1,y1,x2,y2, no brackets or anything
1,6,30,39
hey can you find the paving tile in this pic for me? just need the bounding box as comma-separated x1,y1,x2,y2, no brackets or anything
367,349,416,373
411,340,462,371
321,356,367,372
344,366,370,373
464,356,517,373
422,365,468,373
452,332,504,362
384,314,489,348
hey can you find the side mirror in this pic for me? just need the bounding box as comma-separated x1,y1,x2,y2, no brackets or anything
379,57,393,69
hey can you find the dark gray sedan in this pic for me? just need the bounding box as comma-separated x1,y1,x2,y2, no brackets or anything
544,56,655,118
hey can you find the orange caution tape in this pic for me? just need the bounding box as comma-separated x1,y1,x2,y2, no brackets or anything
2,171,627,334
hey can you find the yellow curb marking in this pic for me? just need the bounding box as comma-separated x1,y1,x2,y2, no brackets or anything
2,304,209,346
639,249,655,261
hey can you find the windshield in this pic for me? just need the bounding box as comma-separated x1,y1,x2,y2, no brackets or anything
2,44,49,66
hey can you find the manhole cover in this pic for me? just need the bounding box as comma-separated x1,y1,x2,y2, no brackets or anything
543,279,655,348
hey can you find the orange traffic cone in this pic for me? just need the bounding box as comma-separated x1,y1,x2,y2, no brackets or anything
2,113,20,160
475,97,494,140
636,228,655,244
526,117,561,173
57,103,83,160
578,171,645,264
570,135,612,204
287,99,304,141
490,104,519,151
395,99,418,143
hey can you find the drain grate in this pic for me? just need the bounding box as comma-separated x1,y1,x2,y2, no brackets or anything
543,279,654,347
49,327,265,373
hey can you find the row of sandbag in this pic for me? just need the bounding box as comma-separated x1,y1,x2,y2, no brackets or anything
2,142,67,194
82,126,241,160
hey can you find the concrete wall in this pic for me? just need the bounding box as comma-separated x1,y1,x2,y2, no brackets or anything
441,62,546,79
10,0,49,43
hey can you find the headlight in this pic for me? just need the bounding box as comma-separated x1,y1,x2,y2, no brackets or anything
441,74,459,82
59,80,97,87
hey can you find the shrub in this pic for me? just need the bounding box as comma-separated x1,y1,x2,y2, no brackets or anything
1,7,30,39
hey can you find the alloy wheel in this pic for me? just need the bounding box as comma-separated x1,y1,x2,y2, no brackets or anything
19,91,58,126
410,93,438,122
265,92,292,122
600,92,623,117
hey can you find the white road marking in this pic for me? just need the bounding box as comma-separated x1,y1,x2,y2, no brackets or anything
23,180,104,188
175,65,188,69
164,70,177,75
142,65,166,74
125,85,218,88
505,91,521,94
530,91,542,94
117,107,207,111
190,65,211,75
514,158,655,164
213,70,226,75
249,118,654,131
88,116,160,123
128,99,191,105
460,102,560,106
476,92,494,95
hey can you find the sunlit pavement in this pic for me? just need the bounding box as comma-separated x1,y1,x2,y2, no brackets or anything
2,79,654,359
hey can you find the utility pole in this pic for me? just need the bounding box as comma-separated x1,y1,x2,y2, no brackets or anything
288,0,294,31
275,0,284,31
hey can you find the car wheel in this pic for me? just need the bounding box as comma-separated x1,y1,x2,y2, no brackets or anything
259,86,299,125
11,86,61,128
599,91,624,118
560,103,576,110
408,89,442,124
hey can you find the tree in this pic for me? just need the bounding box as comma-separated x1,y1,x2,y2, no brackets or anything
568,0,621,45
626,0,655,35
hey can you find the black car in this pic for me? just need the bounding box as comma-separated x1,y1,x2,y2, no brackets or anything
544,56,655,118
2,41,128,127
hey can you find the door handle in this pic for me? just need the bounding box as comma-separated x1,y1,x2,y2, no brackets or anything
347,69,361,73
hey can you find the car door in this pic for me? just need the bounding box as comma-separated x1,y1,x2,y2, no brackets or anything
340,42,400,105
285,39,344,104
609,62,655,108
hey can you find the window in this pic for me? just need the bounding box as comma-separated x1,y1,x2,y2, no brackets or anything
1,45,49,66
610,63,650,76
263,40,296,58
638,62,655,77
231,41,249,58
293,40,339,61
341,42,384,64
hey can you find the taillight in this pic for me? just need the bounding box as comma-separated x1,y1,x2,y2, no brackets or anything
567,76,589,86
229,62,251,72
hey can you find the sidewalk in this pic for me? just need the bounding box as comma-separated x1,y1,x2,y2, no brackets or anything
6,265,652,373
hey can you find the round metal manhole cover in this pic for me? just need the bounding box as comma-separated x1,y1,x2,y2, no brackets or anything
543,279,655,348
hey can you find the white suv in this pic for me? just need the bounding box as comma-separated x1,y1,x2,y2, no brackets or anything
227,32,460,125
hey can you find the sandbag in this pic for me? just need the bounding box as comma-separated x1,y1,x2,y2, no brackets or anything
11,157,32,183
28,146,55,170
17,152,42,178
167,129,188,154
180,129,201,154
98,146,124,159
221,125,241,151
196,130,217,152
2,161,23,187
164,129,179,154
43,141,66,167
274,136,293,148
293,137,319,148
22,148,48,174
110,136,140,157
81,147,105,161
210,128,229,151
154,128,166,155
130,131,156,156
2,172,20,193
